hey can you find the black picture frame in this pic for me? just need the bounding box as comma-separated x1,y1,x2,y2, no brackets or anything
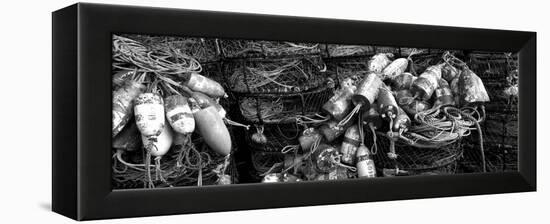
52,3,536,221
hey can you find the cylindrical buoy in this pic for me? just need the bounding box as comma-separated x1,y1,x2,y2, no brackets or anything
321,78,356,121
356,144,376,178
391,72,416,91
134,93,165,137
368,53,393,74
382,58,408,80
183,73,227,98
411,64,443,101
312,144,339,173
377,86,399,121
298,128,323,152
164,95,195,134
112,81,145,137
435,79,455,107
340,125,361,165
392,106,411,132
351,73,383,111
141,121,173,157
193,105,232,156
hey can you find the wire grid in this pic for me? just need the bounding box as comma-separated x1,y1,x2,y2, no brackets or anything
464,52,519,172
245,122,303,153
112,134,239,189
368,132,464,173
325,57,370,86
236,85,333,124
219,39,321,59
224,56,328,94
120,34,220,63
320,44,376,58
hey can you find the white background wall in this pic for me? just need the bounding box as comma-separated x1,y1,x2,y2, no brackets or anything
0,0,546,223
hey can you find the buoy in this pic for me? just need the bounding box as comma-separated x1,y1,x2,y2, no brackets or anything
356,144,376,178
411,64,443,101
340,125,361,165
321,78,356,121
435,79,455,107
134,93,165,138
391,72,416,91
164,95,195,134
376,86,399,121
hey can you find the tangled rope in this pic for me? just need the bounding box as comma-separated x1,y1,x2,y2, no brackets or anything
113,35,202,75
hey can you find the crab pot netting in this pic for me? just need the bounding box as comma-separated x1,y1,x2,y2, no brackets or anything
112,133,240,189
367,133,464,174
245,122,304,153
235,86,333,124
118,34,221,63
224,56,329,94
219,39,321,59
458,52,519,172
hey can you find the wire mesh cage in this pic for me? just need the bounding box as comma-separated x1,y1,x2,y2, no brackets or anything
465,52,519,172
325,56,370,85
219,39,321,59
119,34,221,63
250,151,286,177
245,122,303,153
236,85,334,124
112,133,239,189
320,44,376,58
224,56,328,94
368,132,464,174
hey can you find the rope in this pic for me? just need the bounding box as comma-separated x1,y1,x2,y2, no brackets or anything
337,104,362,128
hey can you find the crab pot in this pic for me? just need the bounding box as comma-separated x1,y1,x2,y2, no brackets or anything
376,86,399,121
340,125,361,165
391,72,416,91
351,73,383,111
321,78,356,121
225,56,327,94
219,39,321,59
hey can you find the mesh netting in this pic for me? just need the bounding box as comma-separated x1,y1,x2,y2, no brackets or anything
224,56,328,94
369,132,464,172
236,85,333,124
119,34,220,63
112,133,240,189
321,45,376,58
245,122,302,152
461,52,519,172
219,40,321,59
